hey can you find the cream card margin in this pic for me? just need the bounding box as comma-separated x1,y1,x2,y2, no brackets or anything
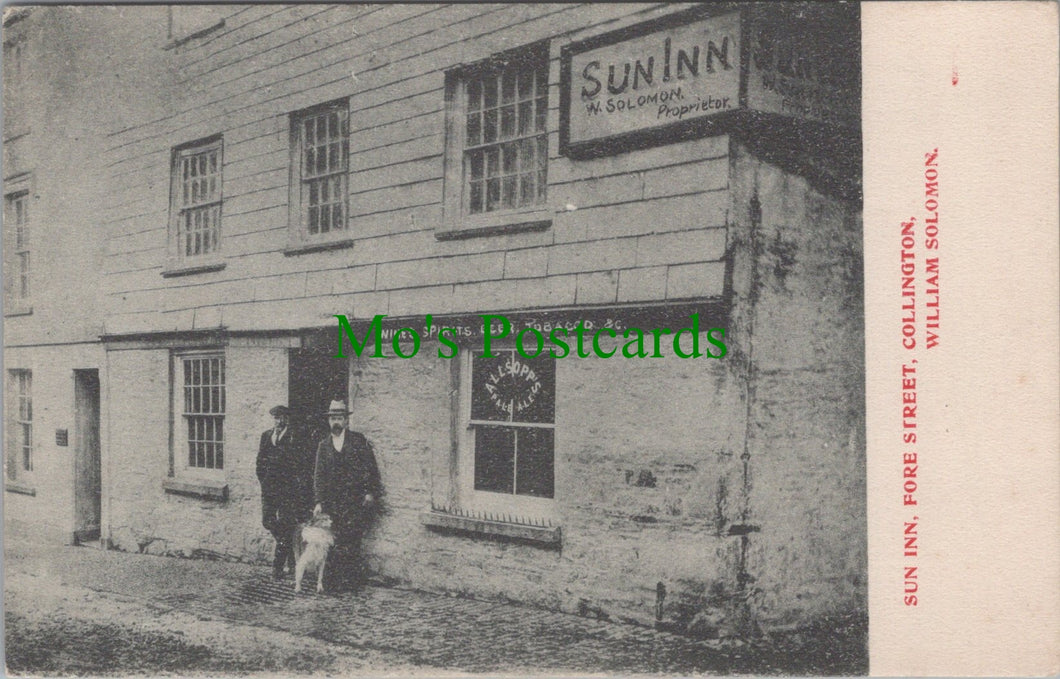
864,2,1059,676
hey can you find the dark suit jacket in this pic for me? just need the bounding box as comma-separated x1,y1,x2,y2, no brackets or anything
313,430,382,537
256,427,313,517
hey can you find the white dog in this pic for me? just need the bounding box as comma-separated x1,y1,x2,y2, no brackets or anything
293,513,335,593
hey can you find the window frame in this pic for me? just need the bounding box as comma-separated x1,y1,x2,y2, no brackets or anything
286,98,353,254
165,135,226,276
7,191,30,298
439,41,553,240
6,369,34,489
3,33,29,138
172,351,227,482
3,174,33,315
455,346,557,523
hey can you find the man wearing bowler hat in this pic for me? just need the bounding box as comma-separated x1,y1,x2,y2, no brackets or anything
257,405,313,579
313,399,382,590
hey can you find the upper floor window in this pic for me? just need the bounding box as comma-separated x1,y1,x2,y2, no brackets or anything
6,191,30,300
6,369,33,483
4,181,32,314
440,42,552,239
287,100,350,252
166,136,224,275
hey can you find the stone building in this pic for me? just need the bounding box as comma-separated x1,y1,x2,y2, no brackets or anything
5,3,864,641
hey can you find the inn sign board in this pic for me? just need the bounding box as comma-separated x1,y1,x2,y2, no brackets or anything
559,7,859,158
560,11,742,157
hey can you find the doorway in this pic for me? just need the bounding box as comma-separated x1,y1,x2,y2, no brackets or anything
288,341,348,451
73,369,101,544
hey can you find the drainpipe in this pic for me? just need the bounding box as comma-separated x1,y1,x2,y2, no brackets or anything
728,176,763,637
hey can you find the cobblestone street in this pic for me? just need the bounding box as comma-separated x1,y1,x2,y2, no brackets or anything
4,532,863,676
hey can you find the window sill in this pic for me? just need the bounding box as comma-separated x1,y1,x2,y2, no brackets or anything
163,477,228,501
437,207,552,240
283,237,355,257
162,261,227,278
5,481,36,496
420,509,561,546
4,304,33,317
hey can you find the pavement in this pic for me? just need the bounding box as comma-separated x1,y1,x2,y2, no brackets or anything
3,530,864,676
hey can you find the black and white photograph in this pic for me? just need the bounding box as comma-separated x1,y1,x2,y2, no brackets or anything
13,2,1050,676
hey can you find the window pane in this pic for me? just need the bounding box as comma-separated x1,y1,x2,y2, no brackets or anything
469,180,483,214
519,172,535,208
483,109,497,144
328,142,339,172
19,253,29,298
471,351,554,424
502,176,516,209
518,69,534,100
316,145,328,174
514,353,554,424
535,97,547,132
483,76,497,109
320,200,331,233
502,142,518,174
518,101,533,136
466,113,481,147
500,105,515,139
474,426,514,494
332,203,344,231
485,147,499,178
501,69,516,104
515,427,554,498
332,175,344,205
467,78,482,112
486,178,500,211
468,149,484,181
471,352,511,422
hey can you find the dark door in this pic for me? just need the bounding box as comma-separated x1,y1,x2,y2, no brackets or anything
73,369,101,544
288,342,348,452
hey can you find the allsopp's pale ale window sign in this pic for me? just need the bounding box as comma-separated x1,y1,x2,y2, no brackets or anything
560,10,740,157
469,351,555,499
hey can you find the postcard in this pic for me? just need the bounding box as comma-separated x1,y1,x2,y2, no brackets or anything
2,3,1056,676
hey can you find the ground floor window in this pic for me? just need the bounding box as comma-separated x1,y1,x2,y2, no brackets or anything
458,349,556,520
6,369,32,480
177,353,225,471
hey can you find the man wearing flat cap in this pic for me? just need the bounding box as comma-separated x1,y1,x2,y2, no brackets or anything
313,399,382,590
256,405,313,579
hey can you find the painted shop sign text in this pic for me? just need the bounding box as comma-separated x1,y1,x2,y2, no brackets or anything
561,12,740,153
